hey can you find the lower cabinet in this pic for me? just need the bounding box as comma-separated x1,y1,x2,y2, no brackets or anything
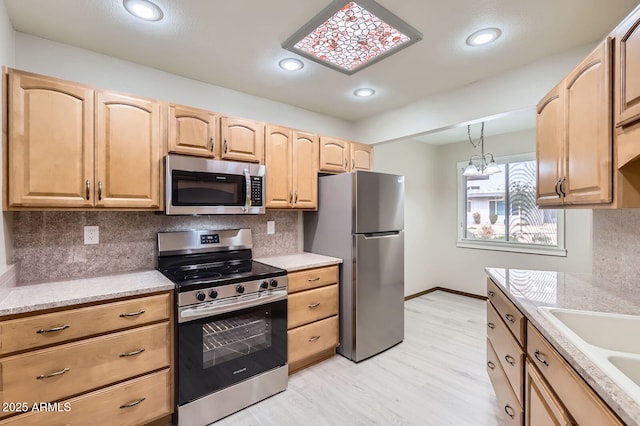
0,292,173,426
486,339,524,425
525,359,575,425
287,265,339,373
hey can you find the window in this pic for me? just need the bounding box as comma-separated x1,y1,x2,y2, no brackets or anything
457,153,565,256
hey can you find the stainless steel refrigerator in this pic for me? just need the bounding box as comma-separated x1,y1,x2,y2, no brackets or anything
304,170,405,362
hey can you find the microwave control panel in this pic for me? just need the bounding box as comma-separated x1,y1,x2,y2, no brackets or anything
250,176,263,206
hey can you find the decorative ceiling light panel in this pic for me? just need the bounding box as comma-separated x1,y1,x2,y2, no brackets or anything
282,0,422,75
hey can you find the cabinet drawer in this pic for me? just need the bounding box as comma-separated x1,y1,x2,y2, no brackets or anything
0,368,172,426
0,292,171,355
527,323,623,425
288,266,338,293
288,284,338,329
288,315,338,366
0,322,171,409
486,339,523,425
487,303,524,404
487,278,525,347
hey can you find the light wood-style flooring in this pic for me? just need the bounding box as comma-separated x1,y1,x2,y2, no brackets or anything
217,290,503,425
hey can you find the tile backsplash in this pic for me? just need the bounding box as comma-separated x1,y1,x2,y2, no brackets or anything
12,211,301,284
592,209,640,282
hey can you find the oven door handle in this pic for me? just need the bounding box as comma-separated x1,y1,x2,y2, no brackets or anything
178,289,287,323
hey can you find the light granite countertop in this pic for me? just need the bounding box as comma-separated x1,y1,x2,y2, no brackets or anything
486,267,640,426
0,270,175,317
256,252,342,272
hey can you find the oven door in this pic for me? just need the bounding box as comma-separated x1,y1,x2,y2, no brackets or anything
177,290,287,406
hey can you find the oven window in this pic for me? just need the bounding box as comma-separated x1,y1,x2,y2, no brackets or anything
172,170,245,206
202,310,271,368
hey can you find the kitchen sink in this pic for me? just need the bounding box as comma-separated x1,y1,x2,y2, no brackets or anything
537,307,640,405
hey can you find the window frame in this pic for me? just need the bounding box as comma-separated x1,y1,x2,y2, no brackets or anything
456,152,566,256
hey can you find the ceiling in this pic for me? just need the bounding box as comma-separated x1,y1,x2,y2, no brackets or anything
4,0,639,139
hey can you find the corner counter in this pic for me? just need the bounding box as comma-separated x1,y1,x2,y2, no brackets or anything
486,267,640,425
256,252,342,272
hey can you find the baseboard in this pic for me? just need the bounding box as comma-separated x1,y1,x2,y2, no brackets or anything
405,287,486,301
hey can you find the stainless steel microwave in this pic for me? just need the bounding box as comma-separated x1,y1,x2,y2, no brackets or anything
165,154,265,215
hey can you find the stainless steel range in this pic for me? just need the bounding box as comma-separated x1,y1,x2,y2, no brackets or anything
157,229,288,426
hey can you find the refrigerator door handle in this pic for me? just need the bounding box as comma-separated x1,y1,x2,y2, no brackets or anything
362,231,401,238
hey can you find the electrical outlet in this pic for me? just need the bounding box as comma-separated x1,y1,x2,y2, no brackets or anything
267,221,275,235
84,226,99,245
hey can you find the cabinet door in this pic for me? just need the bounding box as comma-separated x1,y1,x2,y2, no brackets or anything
265,124,292,208
536,82,564,206
350,141,373,171
168,104,218,158
319,136,349,173
525,360,575,426
563,39,612,205
95,91,161,208
7,70,94,207
220,116,264,163
615,7,640,127
292,131,318,209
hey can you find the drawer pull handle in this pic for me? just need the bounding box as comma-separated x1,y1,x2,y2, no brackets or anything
120,397,146,409
308,335,321,342
504,313,516,323
36,324,71,334
487,361,495,370
85,180,90,200
37,367,70,380
307,277,321,282
505,355,516,366
504,404,515,419
308,303,321,308
120,310,145,318
120,348,146,357
487,322,495,329
488,291,495,298
534,350,549,367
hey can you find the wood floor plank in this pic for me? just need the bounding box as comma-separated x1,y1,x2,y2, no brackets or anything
215,290,503,426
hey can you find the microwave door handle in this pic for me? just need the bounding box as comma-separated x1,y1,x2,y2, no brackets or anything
243,169,251,212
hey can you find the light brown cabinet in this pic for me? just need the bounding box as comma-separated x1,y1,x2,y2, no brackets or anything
350,141,374,171
525,359,575,425
615,6,640,128
168,103,219,158
265,125,318,210
6,68,162,210
220,116,264,163
287,265,339,374
536,39,612,207
0,292,173,425
319,136,374,173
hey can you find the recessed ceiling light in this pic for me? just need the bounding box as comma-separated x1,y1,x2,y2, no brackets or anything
282,0,422,75
354,88,375,97
123,0,164,21
279,58,304,71
466,28,502,47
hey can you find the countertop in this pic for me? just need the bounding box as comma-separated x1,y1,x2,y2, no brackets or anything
256,252,342,272
486,267,640,425
0,270,175,317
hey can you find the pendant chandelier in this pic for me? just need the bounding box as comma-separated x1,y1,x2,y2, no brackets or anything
462,122,501,176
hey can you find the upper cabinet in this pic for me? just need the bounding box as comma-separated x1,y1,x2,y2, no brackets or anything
265,125,318,210
220,116,264,163
536,39,612,207
319,136,373,173
6,69,162,210
615,7,640,128
168,104,219,158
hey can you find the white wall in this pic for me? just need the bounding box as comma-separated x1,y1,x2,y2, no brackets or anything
373,139,439,297
13,33,354,140
374,129,592,297
0,2,15,268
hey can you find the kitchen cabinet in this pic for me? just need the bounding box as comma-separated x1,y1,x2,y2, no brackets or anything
350,141,374,171
319,136,350,173
287,265,339,374
168,103,219,158
6,68,163,210
265,125,318,209
614,6,640,128
486,278,525,423
0,291,173,425
525,359,575,425
536,39,612,207
220,116,264,163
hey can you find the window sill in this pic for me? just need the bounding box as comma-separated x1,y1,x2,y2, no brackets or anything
456,240,567,257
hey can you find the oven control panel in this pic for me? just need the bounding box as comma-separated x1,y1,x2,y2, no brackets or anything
200,234,220,245
178,275,288,307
